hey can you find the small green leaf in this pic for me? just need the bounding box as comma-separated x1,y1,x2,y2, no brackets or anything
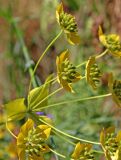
28,75,52,111
4,98,27,121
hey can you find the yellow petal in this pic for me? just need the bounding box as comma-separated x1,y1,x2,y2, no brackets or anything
111,51,121,58
17,133,25,146
44,127,51,139
56,49,69,66
56,3,63,24
99,35,107,47
86,56,99,90
98,25,103,36
116,131,121,142
71,142,82,159
66,32,80,45
38,124,51,139
17,147,26,160
20,119,34,136
61,79,74,93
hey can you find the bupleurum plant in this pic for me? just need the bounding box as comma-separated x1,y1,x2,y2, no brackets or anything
1,2,121,160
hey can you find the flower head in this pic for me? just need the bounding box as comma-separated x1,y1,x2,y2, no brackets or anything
17,119,51,160
56,50,81,92
86,56,102,90
56,3,80,45
98,26,121,58
100,126,121,160
71,142,95,160
108,73,121,107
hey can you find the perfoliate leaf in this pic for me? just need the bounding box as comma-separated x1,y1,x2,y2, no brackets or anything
4,98,27,121
28,75,52,111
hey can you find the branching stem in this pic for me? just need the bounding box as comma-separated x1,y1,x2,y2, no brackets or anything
28,30,63,92
33,93,112,111
39,118,100,145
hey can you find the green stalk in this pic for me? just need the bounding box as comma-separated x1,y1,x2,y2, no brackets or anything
39,118,100,145
28,30,63,91
33,87,63,109
76,61,87,68
53,130,75,145
33,93,112,111
6,122,17,139
50,148,66,159
95,49,108,59
76,49,108,68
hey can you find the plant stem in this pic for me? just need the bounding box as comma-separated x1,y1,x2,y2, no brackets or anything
76,49,108,68
6,122,17,139
53,130,75,145
33,87,63,109
34,93,111,111
39,118,100,145
96,49,108,59
28,30,63,92
76,61,87,68
93,150,104,154
50,148,66,159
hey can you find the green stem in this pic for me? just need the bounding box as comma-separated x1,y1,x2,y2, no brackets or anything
39,118,100,145
76,49,108,68
53,130,75,145
81,76,86,80
28,30,63,92
93,150,104,154
76,61,87,68
95,49,108,59
53,131,104,154
6,122,17,139
50,148,66,159
33,87,63,109
33,93,111,111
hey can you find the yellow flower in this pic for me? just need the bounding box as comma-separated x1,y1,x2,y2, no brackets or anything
98,26,121,58
71,142,94,160
86,56,102,90
56,49,81,92
56,3,80,45
100,126,121,160
108,73,121,107
17,119,51,160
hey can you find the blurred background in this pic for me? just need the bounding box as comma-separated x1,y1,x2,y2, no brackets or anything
0,0,121,159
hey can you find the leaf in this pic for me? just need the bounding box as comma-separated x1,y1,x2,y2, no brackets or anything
4,98,27,121
28,75,52,111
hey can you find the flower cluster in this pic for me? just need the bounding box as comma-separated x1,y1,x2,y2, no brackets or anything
100,126,121,160
17,119,51,160
56,49,81,92
56,3,80,45
86,56,102,90
99,26,121,58
71,142,95,160
108,73,121,107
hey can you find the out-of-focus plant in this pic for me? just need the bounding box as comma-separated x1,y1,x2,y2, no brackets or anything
0,2,121,160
